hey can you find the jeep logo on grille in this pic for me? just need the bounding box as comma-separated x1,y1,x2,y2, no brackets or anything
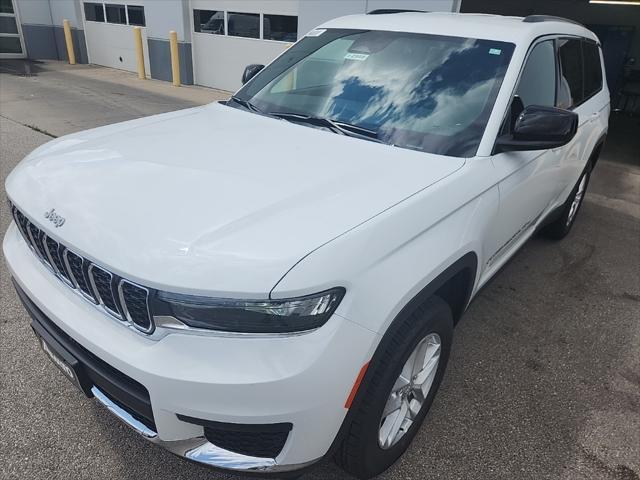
44,208,65,228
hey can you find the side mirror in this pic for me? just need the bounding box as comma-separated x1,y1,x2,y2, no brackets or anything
496,105,578,153
242,64,265,85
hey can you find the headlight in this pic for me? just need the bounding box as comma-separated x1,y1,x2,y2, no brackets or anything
153,288,345,334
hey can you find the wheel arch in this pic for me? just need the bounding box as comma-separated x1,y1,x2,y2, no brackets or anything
396,251,478,328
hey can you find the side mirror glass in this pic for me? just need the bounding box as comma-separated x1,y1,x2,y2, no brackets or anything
242,64,265,85
496,105,578,153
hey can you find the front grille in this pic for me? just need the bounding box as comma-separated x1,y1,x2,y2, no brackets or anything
119,281,152,332
10,203,155,335
89,265,120,315
65,250,95,300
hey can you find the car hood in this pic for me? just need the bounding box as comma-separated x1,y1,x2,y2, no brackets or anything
6,103,464,296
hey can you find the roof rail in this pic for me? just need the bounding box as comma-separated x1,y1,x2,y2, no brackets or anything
367,9,426,15
522,15,585,27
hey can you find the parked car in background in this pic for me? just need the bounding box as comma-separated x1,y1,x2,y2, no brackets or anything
4,11,608,479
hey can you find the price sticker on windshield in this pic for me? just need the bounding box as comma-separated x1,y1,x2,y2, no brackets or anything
345,52,370,61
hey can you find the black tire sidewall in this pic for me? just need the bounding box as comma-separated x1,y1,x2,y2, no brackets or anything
345,298,453,477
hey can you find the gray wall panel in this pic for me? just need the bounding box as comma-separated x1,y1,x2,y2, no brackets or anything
148,38,193,85
21,24,87,63
21,24,59,60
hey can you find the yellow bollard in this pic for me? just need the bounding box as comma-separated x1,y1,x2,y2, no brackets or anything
133,26,146,79
63,20,76,65
169,30,180,87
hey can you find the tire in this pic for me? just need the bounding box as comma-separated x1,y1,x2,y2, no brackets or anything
335,296,453,479
541,164,591,240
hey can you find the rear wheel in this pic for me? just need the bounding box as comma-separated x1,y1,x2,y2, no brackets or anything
335,296,453,479
541,165,591,240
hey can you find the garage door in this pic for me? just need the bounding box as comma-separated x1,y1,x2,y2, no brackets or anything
82,2,150,74
191,0,298,92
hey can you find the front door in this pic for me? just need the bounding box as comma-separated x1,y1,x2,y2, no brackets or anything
0,0,25,59
485,38,561,272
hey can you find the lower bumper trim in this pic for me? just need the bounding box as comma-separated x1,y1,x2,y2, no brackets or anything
91,385,316,473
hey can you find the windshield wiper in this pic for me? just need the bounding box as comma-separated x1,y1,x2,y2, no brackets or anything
269,112,383,143
228,96,264,114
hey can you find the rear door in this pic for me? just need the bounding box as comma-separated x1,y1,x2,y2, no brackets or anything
555,37,607,200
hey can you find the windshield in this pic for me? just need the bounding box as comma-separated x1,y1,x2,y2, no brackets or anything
234,29,514,157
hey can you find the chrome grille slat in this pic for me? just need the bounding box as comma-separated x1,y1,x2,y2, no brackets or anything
118,280,152,333
10,203,155,335
88,264,121,318
64,250,97,302
44,236,74,286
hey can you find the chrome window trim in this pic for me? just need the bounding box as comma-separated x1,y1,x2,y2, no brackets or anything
88,264,123,319
117,279,154,334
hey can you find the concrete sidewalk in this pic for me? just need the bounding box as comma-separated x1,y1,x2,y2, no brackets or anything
0,59,230,138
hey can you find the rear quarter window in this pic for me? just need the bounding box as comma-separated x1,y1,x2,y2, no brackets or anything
557,38,584,109
583,41,603,99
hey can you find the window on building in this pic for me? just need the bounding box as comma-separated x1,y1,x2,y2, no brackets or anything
515,40,557,108
0,15,18,34
194,10,225,35
558,39,584,109
228,12,259,39
263,15,297,42
127,5,145,27
105,3,126,25
0,36,21,53
583,41,602,100
84,2,105,22
0,0,15,14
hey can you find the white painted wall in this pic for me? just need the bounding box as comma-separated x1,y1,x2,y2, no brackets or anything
50,0,83,27
143,0,191,41
84,21,151,74
298,0,457,37
15,0,52,25
16,0,82,27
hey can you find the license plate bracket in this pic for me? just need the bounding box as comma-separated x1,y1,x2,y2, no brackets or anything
32,326,93,397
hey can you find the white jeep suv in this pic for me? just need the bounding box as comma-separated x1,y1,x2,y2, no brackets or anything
4,11,609,479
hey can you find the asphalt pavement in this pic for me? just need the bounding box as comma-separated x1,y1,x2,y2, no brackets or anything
1,60,639,480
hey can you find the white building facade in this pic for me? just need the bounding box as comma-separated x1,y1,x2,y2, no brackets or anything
3,0,460,91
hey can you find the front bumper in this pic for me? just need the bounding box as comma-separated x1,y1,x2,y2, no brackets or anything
4,223,379,473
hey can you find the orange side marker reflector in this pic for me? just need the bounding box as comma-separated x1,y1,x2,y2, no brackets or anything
345,361,370,409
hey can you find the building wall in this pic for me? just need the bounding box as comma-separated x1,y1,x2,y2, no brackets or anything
15,0,459,91
143,0,194,84
16,0,88,63
190,0,299,91
298,0,458,36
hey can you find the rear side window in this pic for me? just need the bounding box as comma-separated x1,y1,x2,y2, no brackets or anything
583,41,603,99
558,39,584,109
516,40,556,108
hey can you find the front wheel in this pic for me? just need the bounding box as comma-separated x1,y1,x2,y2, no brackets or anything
541,166,591,240
335,296,453,479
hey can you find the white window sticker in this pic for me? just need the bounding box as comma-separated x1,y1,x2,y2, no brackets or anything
345,52,370,61
306,28,326,37
489,48,502,56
